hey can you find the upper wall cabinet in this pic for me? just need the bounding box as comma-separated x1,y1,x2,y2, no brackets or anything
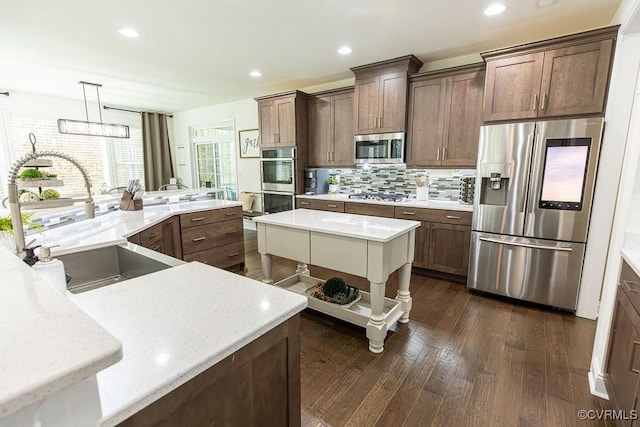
407,64,485,167
481,26,619,123
255,91,310,148
351,55,423,135
308,87,354,167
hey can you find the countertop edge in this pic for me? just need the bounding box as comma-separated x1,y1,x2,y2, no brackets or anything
295,194,474,212
99,301,307,427
621,248,640,278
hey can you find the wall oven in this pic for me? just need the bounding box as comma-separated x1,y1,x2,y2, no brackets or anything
262,191,295,214
354,132,405,164
260,148,295,192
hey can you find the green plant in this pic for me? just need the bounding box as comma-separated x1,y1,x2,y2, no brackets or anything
323,277,347,298
328,176,339,185
19,168,44,179
41,189,60,199
0,212,42,233
43,172,57,179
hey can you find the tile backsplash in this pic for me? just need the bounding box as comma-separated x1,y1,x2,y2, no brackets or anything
330,166,475,201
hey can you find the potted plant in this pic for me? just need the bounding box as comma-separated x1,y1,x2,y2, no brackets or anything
328,176,340,194
19,168,44,180
309,276,359,305
0,212,42,252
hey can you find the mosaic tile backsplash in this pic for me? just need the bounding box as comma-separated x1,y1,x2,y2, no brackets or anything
330,166,476,201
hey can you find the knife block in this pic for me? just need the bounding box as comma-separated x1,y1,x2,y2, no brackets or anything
119,191,143,211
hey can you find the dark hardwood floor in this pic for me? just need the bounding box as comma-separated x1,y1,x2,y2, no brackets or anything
241,228,612,426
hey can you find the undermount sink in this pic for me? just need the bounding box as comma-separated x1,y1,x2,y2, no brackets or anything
59,243,185,294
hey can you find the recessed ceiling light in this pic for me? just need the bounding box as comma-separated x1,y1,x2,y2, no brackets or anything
484,3,506,15
338,46,353,55
249,70,262,77
118,28,139,38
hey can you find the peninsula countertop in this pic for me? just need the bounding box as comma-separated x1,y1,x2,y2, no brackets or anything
254,208,421,242
295,193,474,212
69,262,307,426
0,247,122,419
31,199,242,256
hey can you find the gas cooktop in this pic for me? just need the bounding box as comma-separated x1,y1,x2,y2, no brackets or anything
348,192,409,202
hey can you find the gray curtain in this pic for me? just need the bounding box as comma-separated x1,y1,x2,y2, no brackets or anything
142,112,173,191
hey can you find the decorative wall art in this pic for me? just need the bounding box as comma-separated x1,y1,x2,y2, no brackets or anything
238,129,260,158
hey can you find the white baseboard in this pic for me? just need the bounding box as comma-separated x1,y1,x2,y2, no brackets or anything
589,356,610,399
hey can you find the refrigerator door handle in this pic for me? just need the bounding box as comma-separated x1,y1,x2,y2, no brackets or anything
479,237,573,252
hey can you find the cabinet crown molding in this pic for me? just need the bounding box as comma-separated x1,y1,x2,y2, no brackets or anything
410,62,486,81
308,86,355,98
350,54,423,76
254,90,311,102
481,25,620,61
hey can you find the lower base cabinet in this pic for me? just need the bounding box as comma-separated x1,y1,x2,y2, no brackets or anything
606,260,640,426
126,207,245,271
119,315,301,427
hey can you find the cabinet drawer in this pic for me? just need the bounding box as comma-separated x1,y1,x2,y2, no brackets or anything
621,260,640,314
140,223,163,247
183,241,245,269
394,207,472,225
297,199,345,212
181,219,244,255
146,239,165,253
344,202,395,218
180,207,243,229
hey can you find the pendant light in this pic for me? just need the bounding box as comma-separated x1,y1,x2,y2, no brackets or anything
58,81,130,139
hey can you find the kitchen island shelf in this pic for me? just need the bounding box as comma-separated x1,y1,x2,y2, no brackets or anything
17,179,64,188
275,274,403,328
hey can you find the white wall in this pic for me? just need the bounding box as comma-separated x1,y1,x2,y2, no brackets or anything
171,99,262,210
588,0,640,398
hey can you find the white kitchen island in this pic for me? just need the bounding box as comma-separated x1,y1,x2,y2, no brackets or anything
254,209,420,353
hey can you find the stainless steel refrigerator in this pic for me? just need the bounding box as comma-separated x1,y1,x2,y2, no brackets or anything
468,118,604,310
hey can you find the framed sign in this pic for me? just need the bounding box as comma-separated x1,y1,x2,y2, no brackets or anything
238,128,260,158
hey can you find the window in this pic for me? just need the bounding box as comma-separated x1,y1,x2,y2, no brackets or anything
191,123,238,199
1,112,143,198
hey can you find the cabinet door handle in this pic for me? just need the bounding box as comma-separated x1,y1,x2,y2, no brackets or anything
540,93,547,111
228,252,240,257
300,201,310,206
533,94,539,112
379,116,383,128
327,151,330,162
436,148,441,161
225,212,237,216
443,147,447,161
148,232,159,238
446,215,461,220
374,117,378,128
623,280,640,293
330,151,334,162
327,204,337,208
631,341,640,374
402,211,416,215
151,245,162,251
225,230,237,235
192,237,206,242
191,217,205,222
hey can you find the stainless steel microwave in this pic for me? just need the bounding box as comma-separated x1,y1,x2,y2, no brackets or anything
354,132,405,164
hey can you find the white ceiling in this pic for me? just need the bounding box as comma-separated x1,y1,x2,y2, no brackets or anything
0,0,622,113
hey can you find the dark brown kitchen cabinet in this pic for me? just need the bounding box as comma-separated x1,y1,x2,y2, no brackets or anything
119,315,301,427
162,217,182,259
407,64,484,167
255,91,309,148
607,259,640,425
307,88,354,167
351,55,423,135
395,207,472,276
296,198,344,212
482,26,618,122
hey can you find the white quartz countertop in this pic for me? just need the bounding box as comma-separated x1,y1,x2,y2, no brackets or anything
622,248,640,278
69,262,307,426
296,193,474,212
254,208,421,242
0,247,122,418
31,199,242,256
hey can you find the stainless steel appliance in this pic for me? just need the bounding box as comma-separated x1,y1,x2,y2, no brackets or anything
468,118,604,310
260,148,295,192
354,132,404,164
459,177,475,205
304,168,330,194
262,191,295,214
260,148,296,214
